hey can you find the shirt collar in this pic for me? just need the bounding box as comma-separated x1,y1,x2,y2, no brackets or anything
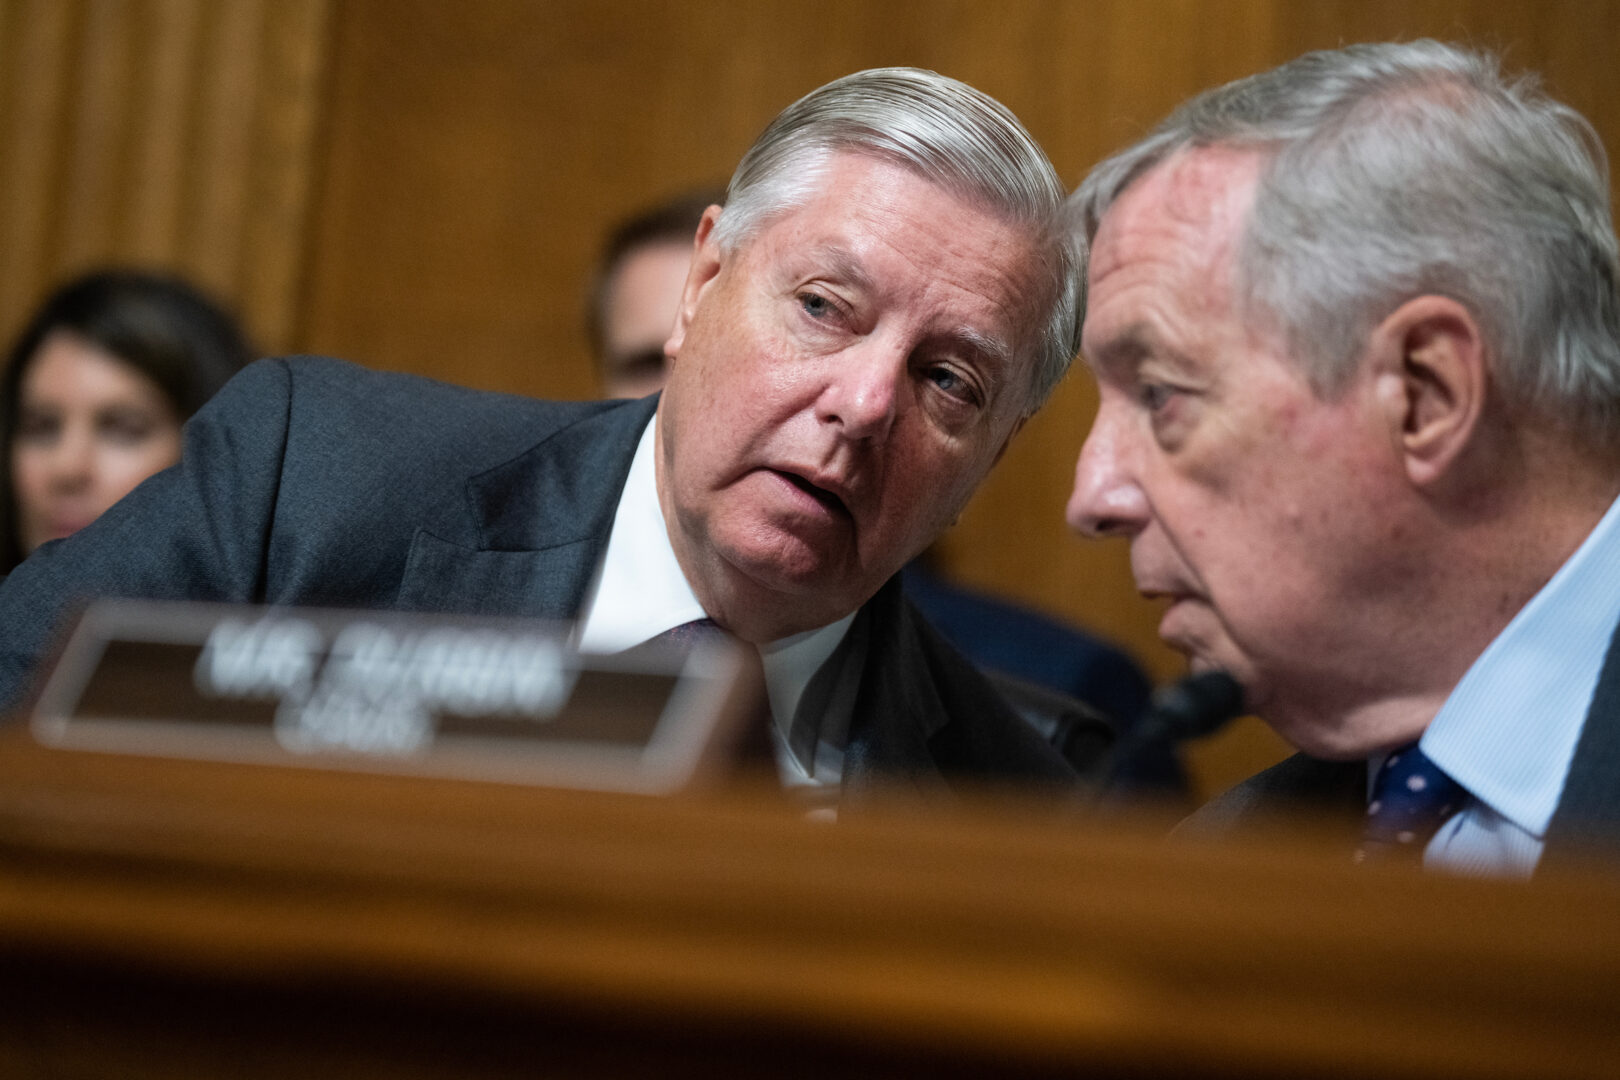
1422,493,1620,837
761,615,854,762
575,412,707,651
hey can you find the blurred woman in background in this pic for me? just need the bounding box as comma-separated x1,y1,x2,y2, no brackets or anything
0,269,253,572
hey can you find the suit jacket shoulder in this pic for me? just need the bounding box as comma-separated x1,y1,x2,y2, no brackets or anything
253,358,646,608
1544,614,1620,868
0,357,652,709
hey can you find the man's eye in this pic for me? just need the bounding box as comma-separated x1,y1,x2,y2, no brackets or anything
798,292,834,319
925,365,981,407
1139,383,1178,411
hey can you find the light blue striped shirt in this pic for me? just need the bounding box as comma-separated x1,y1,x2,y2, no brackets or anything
1418,495,1620,877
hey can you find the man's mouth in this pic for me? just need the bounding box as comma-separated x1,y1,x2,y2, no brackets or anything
774,469,851,518
1138,585,1192,604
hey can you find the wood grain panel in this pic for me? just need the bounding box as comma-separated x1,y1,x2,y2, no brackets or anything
124,0,204,263
0,0,77,336
237,0,333,349
54,0,138,271
179,0,268,295
1,738,1619,1077
0,0,332,352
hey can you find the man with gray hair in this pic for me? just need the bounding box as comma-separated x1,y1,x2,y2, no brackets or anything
0,68,1096,802
1067,39,1620,873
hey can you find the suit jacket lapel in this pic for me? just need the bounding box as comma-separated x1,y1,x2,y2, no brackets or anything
395,396,657,621
841,578,950,798
1176,751,1365,841
1542,615,1620,867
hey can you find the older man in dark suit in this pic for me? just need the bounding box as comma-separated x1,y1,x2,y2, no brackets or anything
1066,40,1620,875
0,69,1092,806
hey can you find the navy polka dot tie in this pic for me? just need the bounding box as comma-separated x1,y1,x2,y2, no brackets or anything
1357,742,1467,866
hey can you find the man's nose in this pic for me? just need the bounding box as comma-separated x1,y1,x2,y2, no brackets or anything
1067,409,1149,539
815,344,901,441
46,428,94,491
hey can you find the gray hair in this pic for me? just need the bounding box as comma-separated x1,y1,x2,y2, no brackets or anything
714,67,1081,416
1070,40,1620,447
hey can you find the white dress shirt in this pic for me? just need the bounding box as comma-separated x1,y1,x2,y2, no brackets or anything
1416,494,1620,877
576,414,854,795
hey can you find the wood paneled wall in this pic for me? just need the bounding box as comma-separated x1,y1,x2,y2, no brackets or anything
3,0,1617,713
0,0,331,349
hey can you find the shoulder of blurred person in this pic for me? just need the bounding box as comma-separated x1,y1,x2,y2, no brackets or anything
899,559,1151,725
898,558,1183,793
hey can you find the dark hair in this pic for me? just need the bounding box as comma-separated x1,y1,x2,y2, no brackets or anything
0,268,255,570
585,187,725,365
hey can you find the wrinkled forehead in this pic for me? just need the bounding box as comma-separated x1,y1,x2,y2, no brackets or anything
775,155,1045,297
753,146,1042,246
1090,147,1266,286
728,151,1058,407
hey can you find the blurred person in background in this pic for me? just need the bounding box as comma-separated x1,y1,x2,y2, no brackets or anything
587,188,726,400
0,269,253,573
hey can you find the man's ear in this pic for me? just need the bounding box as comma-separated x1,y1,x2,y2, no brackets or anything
664,204,726,360
1369,295,1488,488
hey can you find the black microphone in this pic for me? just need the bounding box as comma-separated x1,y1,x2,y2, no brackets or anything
1105,669,1246,791
1144,669,1246,742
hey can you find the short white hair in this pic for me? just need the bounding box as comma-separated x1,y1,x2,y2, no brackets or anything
714,68,1082,416
1070,40,1620,447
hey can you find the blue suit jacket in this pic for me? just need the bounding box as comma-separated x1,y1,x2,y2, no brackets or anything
0,357,1081,797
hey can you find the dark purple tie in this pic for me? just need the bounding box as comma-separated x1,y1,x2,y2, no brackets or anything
1357,742,1467,866
647,619,775,768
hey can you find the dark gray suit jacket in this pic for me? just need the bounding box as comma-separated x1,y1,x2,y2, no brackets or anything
0,357,1078,796
1184,619,1620,874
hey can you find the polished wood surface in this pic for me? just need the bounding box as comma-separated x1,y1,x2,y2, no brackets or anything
0,733,1617,1078
5,1,1619,792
